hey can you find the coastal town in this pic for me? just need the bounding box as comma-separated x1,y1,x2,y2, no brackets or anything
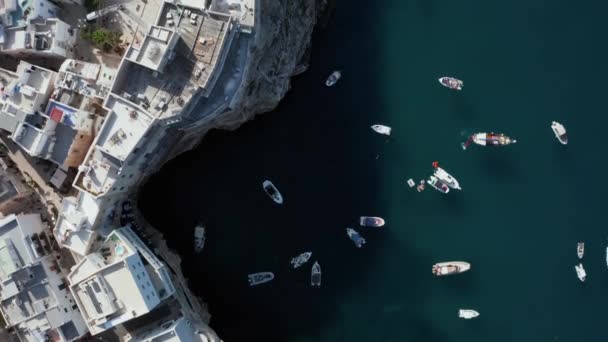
0,0,259,340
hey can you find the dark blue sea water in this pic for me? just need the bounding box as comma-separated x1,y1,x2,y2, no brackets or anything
139,0,608,341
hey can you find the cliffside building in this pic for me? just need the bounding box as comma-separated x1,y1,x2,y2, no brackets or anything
67,226,175,335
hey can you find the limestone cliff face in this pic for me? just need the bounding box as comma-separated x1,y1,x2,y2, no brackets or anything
210,0,327,130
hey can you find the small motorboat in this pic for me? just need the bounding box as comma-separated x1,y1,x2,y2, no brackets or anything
325,71,341,87
551,121,568,145
371,124,392,136
346,228,366,248
575,263,586,282
427,176,449,194
577,242,584,259
432,261,471,276
290,252,312,269
248,272,275,286
407,179,416,188
438,76,463,90
462,132,517,150
605,243,608,268
193,224,206,254
432,161,461,190
311,261,321,287
262,180,283,204
359,216,385,227
416,179,425,192
458,309,480,319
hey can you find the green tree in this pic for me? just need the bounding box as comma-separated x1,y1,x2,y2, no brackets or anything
90,29,122,52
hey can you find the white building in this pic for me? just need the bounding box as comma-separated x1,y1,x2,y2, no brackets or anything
0,214,88,342
126,315,214,342
68,226,175,335
125,25,179,73
0,0,59,28
0,0,76,59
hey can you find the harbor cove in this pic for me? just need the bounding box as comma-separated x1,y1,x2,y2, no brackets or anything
140,0,608,341
0,0,604,340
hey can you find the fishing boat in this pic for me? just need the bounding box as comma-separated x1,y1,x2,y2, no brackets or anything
311,261,321,287
577,242,584,259
371,124,392,136
458,309,480,319
432,261,471,276
575,264,586,282
248,272,275,286
438,76,463,90
432,161,461,190
427,176,450,194
360,216,385,227
290,252,312,269
193,224,206,254
346,228,366,248
462,132,517,150
262,180,283,204
325,71,341,87
551,121,568,145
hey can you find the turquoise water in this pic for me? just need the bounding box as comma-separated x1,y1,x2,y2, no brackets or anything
139,0,608,341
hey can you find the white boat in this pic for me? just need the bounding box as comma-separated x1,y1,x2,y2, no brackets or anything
325,71,341,87
427,176,450,194
605,244,608,268
438,76,463,90
290,252,312,269
462,132,517,150
407,179,416,188
575,263,586,282
359,216,385,227
551,121,568,145
262,180,283,204
432,261,470,276
346,228,366,248
458,309,479,319
433,165,461,190
371,124,391,136
193,224,206,254
311,261,321,287
577,242,584,259
248,272,275,286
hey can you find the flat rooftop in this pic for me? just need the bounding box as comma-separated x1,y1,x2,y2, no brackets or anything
126,26,176,71
69,229,162,334
95,95,153,161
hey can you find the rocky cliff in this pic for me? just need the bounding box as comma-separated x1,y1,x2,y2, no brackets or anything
210,0,328,129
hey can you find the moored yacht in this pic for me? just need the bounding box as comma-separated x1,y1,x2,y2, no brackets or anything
551,121,568,145
325,71,341,87
193,224,206,254
438,76,463,90
290,252,312,269
262,180,283,204
458,309,479,319
462,132,517,150
432,261,471,276
575,263,586,282
360,216,385,227
432,162,461,190
248,272,275,286
371,124,392,136
311,261,321,287
577,242,584,259
346,228,366,248
427,176,450,194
